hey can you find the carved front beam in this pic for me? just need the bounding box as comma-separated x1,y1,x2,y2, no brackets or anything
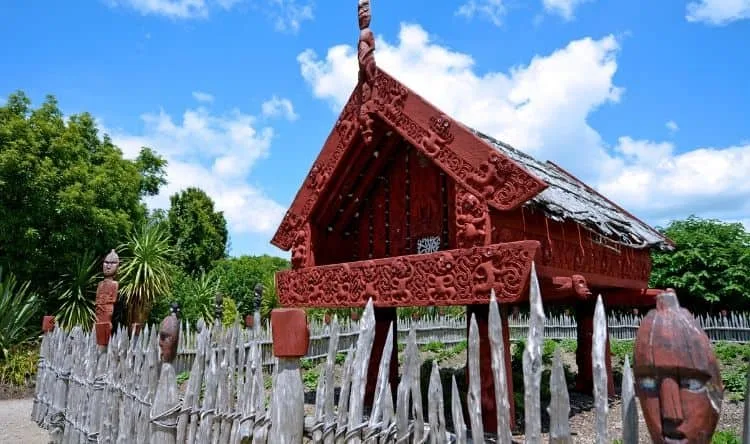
276,240,540,308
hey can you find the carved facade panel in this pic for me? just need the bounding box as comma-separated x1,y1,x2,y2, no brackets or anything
272,69,547,251
290,222,314,269
276,240,540,307
455,184,491,248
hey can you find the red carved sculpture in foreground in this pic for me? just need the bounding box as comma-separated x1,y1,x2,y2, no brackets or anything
95,249,119,346
276,241,539,307
634,290,723,443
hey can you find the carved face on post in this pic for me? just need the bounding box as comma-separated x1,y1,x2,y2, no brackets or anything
358,0,371,29
102,249,120,278
634,291,723,444
158,314,179,363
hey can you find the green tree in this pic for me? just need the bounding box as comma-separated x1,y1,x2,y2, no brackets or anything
650,215,750,310
209,255,290,316
168,187,228,275
0,91,167,299
118,222,176,325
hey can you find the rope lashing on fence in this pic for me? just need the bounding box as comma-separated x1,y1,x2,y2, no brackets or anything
150,401,182,429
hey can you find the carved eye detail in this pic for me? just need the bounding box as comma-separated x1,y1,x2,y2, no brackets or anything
680,377,705,392
639,377,658,392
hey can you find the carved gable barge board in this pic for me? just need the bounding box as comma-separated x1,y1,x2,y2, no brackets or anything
275,240,539,308
271,84,363,250
333,134,405,233
271,70,548,251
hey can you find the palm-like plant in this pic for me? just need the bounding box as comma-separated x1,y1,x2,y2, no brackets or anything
53,252,99,330
118,222,175,326
259,274,279,321
0,268,40,359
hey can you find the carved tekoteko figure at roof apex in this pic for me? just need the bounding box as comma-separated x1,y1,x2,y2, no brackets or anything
358,0,377,145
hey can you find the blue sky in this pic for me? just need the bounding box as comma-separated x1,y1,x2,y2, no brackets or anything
1,0,748,258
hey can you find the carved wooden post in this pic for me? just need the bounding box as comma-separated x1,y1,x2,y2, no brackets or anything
42,316,55,333
269,308,309,443
574,295,615,396
95,249,120,349
150,306,180,444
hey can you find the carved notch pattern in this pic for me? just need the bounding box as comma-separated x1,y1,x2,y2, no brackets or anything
275,241,540,307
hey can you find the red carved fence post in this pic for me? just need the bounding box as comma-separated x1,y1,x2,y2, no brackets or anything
269,308,309,443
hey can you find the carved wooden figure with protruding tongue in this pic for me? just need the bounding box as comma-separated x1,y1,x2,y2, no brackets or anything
634,290,723,444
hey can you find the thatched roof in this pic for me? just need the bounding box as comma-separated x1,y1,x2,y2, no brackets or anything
472,129,673,251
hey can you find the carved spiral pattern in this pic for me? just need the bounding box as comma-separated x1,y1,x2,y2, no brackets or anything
276,241,540,307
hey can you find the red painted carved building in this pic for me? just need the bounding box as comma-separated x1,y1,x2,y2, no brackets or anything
271,1,672,431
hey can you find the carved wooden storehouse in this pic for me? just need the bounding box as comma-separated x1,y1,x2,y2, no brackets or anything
271,1,672,431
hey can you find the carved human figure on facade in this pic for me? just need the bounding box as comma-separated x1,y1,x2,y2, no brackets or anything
95,249,120,346
634,290,723,443
456,189,489,248
357,0,377,145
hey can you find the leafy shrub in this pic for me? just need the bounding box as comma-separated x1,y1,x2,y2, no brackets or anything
0,268,41,358
712,430,741,444
303,368,320,390
0,346,38,386
53,252,98,330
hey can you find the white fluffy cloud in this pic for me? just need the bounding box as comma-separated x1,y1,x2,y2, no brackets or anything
298,22,749,228
686,0,750,25
543,0,593,20
262,96,298,121
109,101,286,235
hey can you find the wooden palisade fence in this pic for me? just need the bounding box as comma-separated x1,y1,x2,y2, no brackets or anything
168,310,750,375
30,263,750,442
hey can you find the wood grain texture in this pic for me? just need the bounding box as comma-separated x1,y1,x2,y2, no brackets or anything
523,262,545,443
269,357,305,443
592,294,608,444
488,290,512,444
428,361,446,444
347,299,376,444
451,375,467,443
621,355,638,444
548,348,572,444
467,314,485,443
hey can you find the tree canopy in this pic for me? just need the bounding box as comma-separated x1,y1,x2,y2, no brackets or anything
650,215,750,310
168,187,228,275
0,91,167,297
209,255,289,315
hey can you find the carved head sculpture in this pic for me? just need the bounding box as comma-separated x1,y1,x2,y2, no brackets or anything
571,274,591,300
634,290,723,444
358,0,371,29
158,313,179,363
102,249,120,278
